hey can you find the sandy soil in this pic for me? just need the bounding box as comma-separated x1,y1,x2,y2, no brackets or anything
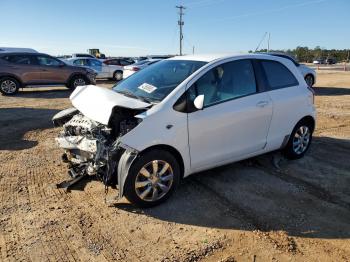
0,72,349,262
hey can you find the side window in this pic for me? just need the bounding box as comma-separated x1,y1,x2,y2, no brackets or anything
4,55,32,65
260,60,298,90
37,56,61,66
120,60,131,66
192,59,257,107
89,59,102,67
73,59,87,66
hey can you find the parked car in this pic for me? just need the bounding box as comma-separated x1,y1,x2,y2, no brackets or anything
0,47,38,53
326,58,337,65
0,52,96,95
54,53,316,207
66,57,124,80
313,59,325,65
72,53,95,58
267,53,316,87
123,59,161,79
103,58,135,66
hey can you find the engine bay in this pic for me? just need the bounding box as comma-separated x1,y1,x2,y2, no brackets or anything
54,106,143,189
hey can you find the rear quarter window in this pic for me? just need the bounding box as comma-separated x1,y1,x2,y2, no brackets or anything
261,60,298,90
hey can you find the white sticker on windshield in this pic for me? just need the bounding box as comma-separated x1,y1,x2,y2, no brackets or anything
138,83,157,93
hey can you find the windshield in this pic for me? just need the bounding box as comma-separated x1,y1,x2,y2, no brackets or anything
113,59,207,102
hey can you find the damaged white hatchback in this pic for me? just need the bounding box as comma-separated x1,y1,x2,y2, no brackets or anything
53,54,316,207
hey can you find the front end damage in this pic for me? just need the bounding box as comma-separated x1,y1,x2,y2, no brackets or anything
53,106,143,195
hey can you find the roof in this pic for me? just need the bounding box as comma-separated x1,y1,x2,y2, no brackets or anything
0,52,47,56
168,53,282,63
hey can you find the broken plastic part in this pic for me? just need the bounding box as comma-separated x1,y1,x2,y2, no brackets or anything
52,107,78,127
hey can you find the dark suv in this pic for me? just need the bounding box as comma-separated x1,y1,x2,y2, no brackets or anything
0,52,96,95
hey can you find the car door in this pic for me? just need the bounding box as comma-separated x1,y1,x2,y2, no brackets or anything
4,54,42,84
88,59,108,78
187,59,273,171
35,55,66,84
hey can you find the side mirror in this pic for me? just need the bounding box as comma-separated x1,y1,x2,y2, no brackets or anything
194,95,204,110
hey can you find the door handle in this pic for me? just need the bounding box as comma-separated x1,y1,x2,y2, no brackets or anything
256,101,269,107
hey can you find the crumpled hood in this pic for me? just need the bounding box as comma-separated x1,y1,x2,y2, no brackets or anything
70,85,151,125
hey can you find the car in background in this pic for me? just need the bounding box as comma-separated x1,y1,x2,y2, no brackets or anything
267,53,316,87
326,58,337,65
103,58,135,67
0,47,38,53
66,57,124,80
313,59,325,65
0,52,96,95
72,53,95,58
123,59,161,79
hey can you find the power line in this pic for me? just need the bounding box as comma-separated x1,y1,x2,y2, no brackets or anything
176,5,186,56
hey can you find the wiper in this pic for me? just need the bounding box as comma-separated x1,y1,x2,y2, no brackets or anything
116,90,153,104
116,90,139,99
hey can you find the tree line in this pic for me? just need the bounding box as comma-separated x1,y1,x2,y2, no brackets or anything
250,46,350,63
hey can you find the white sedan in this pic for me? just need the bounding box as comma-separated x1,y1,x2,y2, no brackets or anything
66,58,124,80
123,59,161,79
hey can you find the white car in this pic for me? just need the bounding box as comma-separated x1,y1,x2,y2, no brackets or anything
268,53,316,87
66,57,124,80
123,59,161,79
54,53,316,207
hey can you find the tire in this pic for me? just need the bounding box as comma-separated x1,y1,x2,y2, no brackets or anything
0,77,20,95
113,71,123,81
124,149,181,208
305,74,314,87
283,119,314,160
67,75,89,89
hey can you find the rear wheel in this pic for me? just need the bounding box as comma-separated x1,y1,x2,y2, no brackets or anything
124,150,180,207
305,74,314,87
0,77,20,95
284,120,313,160
113,71,123,81
68,75,88,89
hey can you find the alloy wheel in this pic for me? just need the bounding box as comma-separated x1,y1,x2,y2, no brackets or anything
305,75,313,87
73,78,86,88
135,160,174,202
1,80,17,94
292,125,311,154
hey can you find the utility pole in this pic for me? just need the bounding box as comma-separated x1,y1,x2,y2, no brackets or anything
176,5,186,55
267,32,270,52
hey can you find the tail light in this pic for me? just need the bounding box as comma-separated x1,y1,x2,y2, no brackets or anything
132,67,140,72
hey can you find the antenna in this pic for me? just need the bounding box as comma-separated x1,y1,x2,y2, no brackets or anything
255,32,267,52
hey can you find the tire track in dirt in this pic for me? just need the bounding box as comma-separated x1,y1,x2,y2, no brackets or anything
52,180,138,261
188,177,301,256
254,160,350,210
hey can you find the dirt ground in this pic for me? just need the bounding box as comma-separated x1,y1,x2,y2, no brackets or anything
0,71,349,262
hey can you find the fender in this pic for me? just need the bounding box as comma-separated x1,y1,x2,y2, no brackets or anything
0,73,24,87
117,148,138,198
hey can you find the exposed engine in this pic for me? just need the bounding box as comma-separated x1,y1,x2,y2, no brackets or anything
54,107,142,187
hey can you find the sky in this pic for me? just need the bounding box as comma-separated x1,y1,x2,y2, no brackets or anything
0,0,349,57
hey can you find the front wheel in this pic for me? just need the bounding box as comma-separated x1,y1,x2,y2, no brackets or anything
67,75,89,89
0,77,20,95
284,120,313,160
124,150,180,207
